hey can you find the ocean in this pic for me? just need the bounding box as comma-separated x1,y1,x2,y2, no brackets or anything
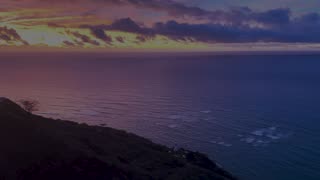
0,52,320,180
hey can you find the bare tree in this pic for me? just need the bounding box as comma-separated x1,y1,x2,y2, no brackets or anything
18,99,39,113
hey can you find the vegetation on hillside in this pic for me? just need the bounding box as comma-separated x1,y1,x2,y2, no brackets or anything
0,98,236,180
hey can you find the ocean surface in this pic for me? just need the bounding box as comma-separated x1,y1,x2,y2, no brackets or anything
0,52,320,180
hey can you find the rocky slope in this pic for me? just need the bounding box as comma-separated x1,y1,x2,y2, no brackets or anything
0,98,236,180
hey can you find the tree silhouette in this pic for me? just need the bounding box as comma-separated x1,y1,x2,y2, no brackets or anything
18,99,39,113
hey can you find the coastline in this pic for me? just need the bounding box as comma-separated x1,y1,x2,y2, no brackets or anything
0,97,236,180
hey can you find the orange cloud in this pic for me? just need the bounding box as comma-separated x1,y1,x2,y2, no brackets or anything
0,0,319,51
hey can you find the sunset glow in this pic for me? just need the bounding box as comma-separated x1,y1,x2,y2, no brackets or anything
0,0,320,51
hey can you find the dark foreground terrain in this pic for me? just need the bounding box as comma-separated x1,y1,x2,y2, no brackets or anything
0,98,236,180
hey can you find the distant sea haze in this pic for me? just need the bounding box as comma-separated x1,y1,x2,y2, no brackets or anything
1,53,320,180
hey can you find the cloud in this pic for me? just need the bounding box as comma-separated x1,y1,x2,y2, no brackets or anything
63,40,75,47
156,15,320,43
90,28,112,44
27,0,295,26
83,18,153,35
3,0,318,32
0,26,28,45
295,12,320,24
133,35,155,45
72,1,299,26
220,7,292,26
115,36,124,43
38,0,215,19
82,8,320,43
67,31,100,46
252,8,291,25
121,0,214,19
107,18,149,34
1,0,320,48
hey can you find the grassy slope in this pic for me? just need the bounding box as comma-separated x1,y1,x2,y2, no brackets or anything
0,98,236,180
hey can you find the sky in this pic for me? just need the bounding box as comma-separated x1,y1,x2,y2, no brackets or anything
0,0,320,51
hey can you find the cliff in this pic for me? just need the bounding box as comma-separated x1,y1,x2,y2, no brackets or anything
0,98,236,180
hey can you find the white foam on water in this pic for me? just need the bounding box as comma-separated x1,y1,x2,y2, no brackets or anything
269,127,277,131
266,134,281,140
219,142,232,147
168,124,178,128
210,140,232,147
81,109,100,116
242,137,255,144
252,130,264,136
200,110,212,114
39,112,60,116
241,126,292,147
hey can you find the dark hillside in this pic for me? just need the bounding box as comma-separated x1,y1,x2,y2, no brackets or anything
0,98,236,180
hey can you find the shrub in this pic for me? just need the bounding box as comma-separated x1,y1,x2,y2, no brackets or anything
18,99,39,113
